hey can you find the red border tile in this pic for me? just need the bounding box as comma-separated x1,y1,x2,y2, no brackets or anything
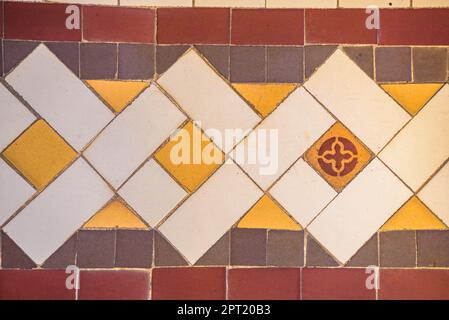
157,8,230,44
305,9,377,44
302,268,376,300
379,9,449,45
4,2,81,41
83,6,154,43
152,267,226,300
228,268,301,300
379,269,449,300
232,9,304,45
0,270,75,300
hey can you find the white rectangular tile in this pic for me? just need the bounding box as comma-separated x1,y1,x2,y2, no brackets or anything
307,158,412,264
266,0,337,8
0,159,35,226
6,44,114,151
159,159,263,263
339,0,410,8
157,49,261,153
196,0,264,7
232,87,335,190
305,49,411,154
379,84,449,192
0,84,36,152
3,158,113,265
121,0,192,6
413,0,449,7
270,158,337,227
48,0,118,4
84,85,186,189
418,161,449,226
119,159,187,227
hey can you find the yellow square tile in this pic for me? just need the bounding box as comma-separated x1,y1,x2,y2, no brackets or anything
2,120,77,190
154,121,224,192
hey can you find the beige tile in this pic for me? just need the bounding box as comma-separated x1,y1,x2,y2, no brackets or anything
339,0,410,8
121,0,192,6
413,0,449,7
266,0,337,8
196,0,264,7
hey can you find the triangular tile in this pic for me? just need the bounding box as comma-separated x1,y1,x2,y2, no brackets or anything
380,196,448,231
195,231,230,266
305,45,337,78
156,45,189,75
83,199,148,229
45,42,79,76
85,80,149,113
42,234,77,269
381,83,443,116
237,195,301,231
1,231,36,269
3,40,39,75
306,234,339,267
232,83,297,117
154,231,189,266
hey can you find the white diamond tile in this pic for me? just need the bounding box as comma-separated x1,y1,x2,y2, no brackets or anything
379,84,449,192
418,161,449,226
157,49,261,153
3,158,113,265
0,83,36,151
159,159,263,264
84,85,186,189
0,159,35,226
304,49,411,154
307,158,412,264
270,158,337,227
232,87,335,190
5,44,114,151
119,159,187,227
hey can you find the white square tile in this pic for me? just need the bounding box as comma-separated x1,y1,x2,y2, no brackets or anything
0,84,36,152
84,85,186,189
119,159,187,227
307,158,412,264
0,159,35,226
157,49,261,153
159,159,263,264
305,49,411,154
379,84,449,191
270,158,337,227
232,87,335,190
6,44,114,151
3,158,113,265
266,0,337,8
418,162,449,226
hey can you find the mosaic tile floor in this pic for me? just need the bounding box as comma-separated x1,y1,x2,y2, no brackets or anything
1,0,449,300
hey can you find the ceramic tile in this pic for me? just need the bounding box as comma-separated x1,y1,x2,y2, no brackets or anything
307,159,412,264
230,228,267,266
45,42,79,77
196,232,230,266
6,44,114,151
342,46,374,79
118,44,154,80
121,0,191,5
417,230,449,267
154,231,189,266
2,158,113,265
195,45,230,79
41,234,77,269
230,46,266,83
412,47,448,82
158,160,263,264
267,230,304,267
77,230,116,268
84,85,186,189
379,84,449,191
305,234,339,267
380,231,416,267
339,0,410,7
115,230,153,268
196,0,264,7
118,159,187,227
80,43,117,80
156,45,189,75
305,49,411,153
413,0,449,7
266,0,336,8
345,234,379,267
233,87,334,190
3,40,38,75
375,47,412,82
270,159,337,227
304,45,337,78
1,232,36,269
158,49,260,153
267,46,304,83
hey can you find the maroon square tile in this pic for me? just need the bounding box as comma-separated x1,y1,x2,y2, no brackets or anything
118,43,154,80
157,8,230,44
156,45,189,75
84,6,154,43
1,231,36,269
379,269,449,300
267,230,304,267
80,43,117,79
152,267,226,300
4,2,81,41
267,46,304,83
230,46,266,83
302,268,376,300
154,231,188,266
79,270,150,300
0,270,75,300
76,230,115,268
42,234,77,269
343,46,374,79
413,47,448,83
196,231,230,266
196,45,230,79
228,268,301,300
417,230,449,267
375,47,412,82
230,228,267,266
379,231,416,267
115,230,153,268
45,42,80,76
3,40,38,75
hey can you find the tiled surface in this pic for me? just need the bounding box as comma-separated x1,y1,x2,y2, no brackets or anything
1,1,449,300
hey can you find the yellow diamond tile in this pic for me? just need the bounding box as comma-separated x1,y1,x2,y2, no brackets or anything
237,194,302,230
381,83,444,116
83,199,148,229
86,80,149,113
304,122,372,192
232,83,297,118
154,121,224,192
380,196,448,231
2,120,77,191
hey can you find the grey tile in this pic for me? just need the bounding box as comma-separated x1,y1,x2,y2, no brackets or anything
305,45,337,79
45,42,80,77
417,230,449,267
230,46,266,82
156,45,189,75
413,47,448,82
267,230,304,266
42,234,77,269
118,44,154,80
196,45,230,79
343,46,374,79
346,234,378,267
267,46,303,83
230,228,267,266
1,231,36,269
3,40,39,75
154,231,188,266
77,230,116,268
80,43,117,79
196,231,230,266
376,47,412,82
115,230,153,268
380,231,416,267
306,234,339,267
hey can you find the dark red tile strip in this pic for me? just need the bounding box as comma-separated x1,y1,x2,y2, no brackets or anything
83,6,154,43
379,9,449,45
0,270,75,300
305,9,377,44
4,2,81,41
231,9,304,45
157,8,230,44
